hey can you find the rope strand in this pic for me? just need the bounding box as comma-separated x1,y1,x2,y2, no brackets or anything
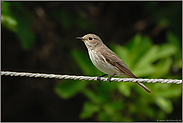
1,71,182,84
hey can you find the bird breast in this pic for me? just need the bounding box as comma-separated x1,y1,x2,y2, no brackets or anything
88,49,120,76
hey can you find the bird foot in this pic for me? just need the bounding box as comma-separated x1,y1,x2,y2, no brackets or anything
107,74,116,84
97,74,108,83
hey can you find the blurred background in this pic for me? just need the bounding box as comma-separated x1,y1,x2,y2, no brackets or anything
1,1,182,122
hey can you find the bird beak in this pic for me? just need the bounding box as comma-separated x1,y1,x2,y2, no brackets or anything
76,37,83,41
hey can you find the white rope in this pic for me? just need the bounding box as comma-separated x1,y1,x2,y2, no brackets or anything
1,71,182,84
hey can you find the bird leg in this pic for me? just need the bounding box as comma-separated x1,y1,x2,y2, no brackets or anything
107,74,116,84
97,74,108,83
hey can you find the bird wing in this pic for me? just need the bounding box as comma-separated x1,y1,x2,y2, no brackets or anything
100,46,137,78
99,45,152,93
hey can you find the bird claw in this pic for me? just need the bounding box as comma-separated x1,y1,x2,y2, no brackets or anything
107,74,116,84
107,77,112,84
97,74,116,84
97,77,102,83
97,74,108,83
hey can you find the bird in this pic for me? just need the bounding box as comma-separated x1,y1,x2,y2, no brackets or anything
76,34,152,93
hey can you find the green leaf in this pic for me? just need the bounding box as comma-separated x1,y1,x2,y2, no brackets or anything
126,33,142,52
137,36,153,58
133,64,156,77
146,107,155,119
80,101,100,119
166,32,182,60
176,59,182,68
167,32,180,48
1,1,11,15
117,82,131,97
133,45,160,77
103,104,115,115
109,101,124,111
153,84,182,98
135,45,159,69
83,89,104,104
54,80,87,99
98,111,111,121
151,58,172,78
1,2,17,32
16,20,35,50
1,15,17,32
125,34,142,68
156,44,177,59
161,85,182,98
102,103,123,121
155,96,173,113
7,2,35,50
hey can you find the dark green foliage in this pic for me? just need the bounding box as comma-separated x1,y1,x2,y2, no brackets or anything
1,1,181,122
1,1,35,50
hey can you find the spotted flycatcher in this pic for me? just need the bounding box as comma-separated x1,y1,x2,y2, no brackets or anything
76,34,151,93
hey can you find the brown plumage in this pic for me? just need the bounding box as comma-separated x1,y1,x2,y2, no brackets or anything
76,34,152,93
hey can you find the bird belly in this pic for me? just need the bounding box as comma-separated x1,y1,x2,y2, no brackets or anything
88,50,123,76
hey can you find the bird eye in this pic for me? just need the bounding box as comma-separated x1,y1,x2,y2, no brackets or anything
89,37,93,40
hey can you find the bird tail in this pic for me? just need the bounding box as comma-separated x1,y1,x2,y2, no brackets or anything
135,82,152,93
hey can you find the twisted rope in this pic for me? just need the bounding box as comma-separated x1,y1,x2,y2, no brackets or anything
1,71,182,84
